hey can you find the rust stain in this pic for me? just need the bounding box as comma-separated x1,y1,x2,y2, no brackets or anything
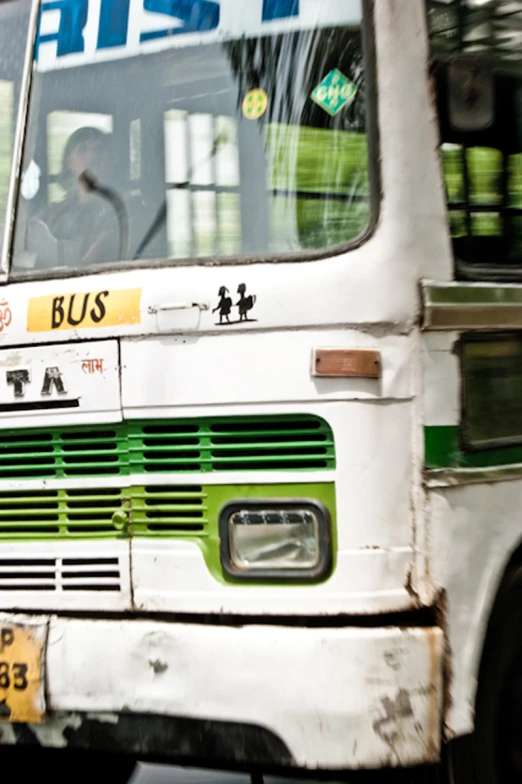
425,628,442,762
404,566,422,607
434,590,454,737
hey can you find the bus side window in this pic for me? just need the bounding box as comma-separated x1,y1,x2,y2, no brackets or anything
427,0,522,277
462,335,522,449
442,144,503,250
440,137,522,270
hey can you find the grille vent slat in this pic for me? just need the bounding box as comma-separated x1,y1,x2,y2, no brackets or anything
0,489,124,538
0,416,334,478
0,557,122,592
131,485,208,536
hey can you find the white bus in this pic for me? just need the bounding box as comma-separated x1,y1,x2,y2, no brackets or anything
0,0,520,781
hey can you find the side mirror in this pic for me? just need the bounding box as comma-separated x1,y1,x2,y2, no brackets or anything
447,54,494,132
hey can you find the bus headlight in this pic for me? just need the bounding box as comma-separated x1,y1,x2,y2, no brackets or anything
219,500,331,580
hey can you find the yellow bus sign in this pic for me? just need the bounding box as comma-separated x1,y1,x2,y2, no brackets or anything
27,288,142,332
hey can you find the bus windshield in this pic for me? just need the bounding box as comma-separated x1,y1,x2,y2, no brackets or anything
12,0,370,275
0,0,32,262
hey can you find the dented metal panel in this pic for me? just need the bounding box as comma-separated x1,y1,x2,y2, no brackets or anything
42,616,444,770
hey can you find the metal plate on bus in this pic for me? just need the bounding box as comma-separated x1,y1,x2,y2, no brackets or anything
0,616,47,724
0,340,121,427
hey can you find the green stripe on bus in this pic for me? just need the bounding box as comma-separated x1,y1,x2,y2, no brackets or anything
425,426,522,468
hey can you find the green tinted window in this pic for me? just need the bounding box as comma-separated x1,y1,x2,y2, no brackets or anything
463,336,522,448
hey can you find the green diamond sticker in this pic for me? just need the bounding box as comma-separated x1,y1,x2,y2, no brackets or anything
311,69,358,117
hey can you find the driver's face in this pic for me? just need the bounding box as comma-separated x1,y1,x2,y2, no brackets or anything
67,139,105,178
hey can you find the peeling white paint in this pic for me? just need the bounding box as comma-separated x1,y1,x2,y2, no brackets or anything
29,713,83,748
43,617,444,770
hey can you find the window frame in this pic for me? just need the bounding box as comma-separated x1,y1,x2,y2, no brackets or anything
6,0,380,282
0,0,40,281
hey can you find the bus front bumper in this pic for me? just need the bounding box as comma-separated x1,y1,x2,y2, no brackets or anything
0,614,444,771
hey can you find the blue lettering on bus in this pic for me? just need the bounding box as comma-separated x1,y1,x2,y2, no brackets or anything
35,0,305,61
262,0,299,22
140,0,220,43
97,0,130,49
36,0,88,58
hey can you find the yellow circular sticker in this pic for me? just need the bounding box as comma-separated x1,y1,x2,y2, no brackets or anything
242,89,268,120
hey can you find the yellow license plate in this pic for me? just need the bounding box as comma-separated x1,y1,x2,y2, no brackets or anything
0,620,47,723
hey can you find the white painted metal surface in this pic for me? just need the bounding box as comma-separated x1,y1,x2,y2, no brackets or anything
429,480,522,737
422,333,460,428
0,340,121,426
420,317,522,739
120,332,413,408
44,616,444,770
131,540,414,615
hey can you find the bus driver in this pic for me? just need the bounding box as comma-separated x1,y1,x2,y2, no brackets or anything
30,127,120,269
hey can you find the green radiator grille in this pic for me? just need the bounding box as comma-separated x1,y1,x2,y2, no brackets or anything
0,430,126,478
130,486,208,535
0,485,207,540
0,486,209,539
0,415,335,479
0,482,335,542
0,488,127,538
